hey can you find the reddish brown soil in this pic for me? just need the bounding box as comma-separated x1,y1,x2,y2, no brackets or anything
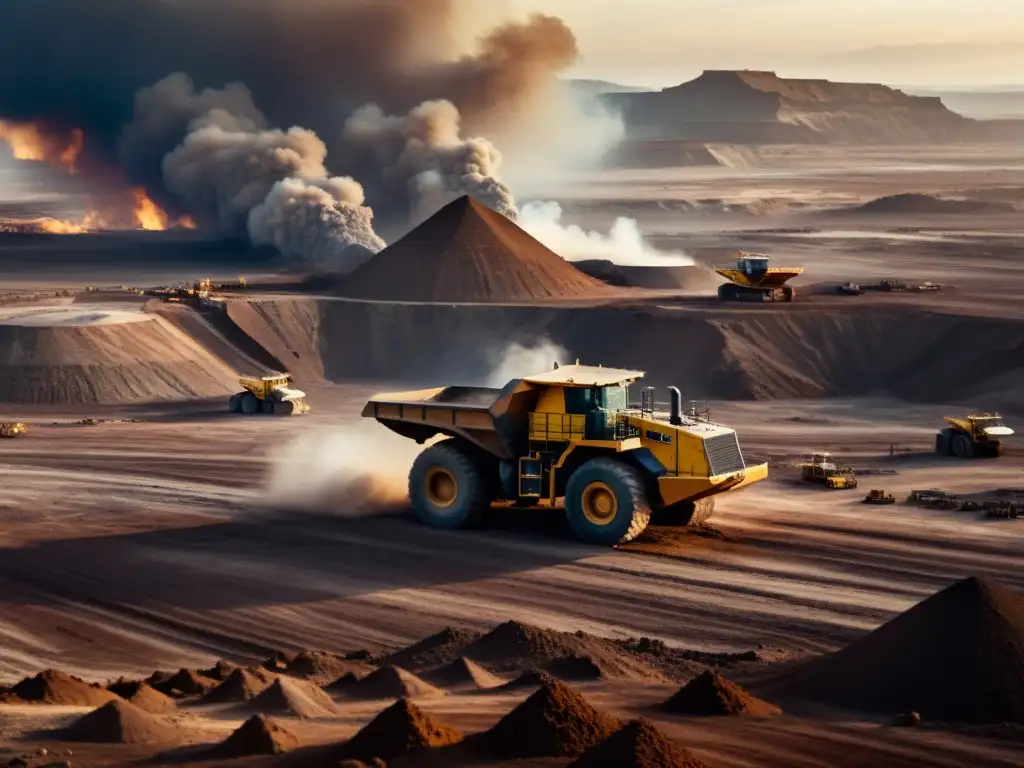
570,718,708,768
106,681,176,715
284,650,371,683
426,656,505,690
340,665,443,701
499,669,559,691
4,670,118,706
150,668,218,697
59,699,181,744
341,698,463,762
380,626,484,672
215,714,299,757
661,671,781,717
482,680,620,758
784,576,1024,723
339,196,616,303
247,677,340,718
201,667,272,704
197,660,238,681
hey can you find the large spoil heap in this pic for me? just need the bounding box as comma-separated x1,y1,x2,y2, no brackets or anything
340,196,614,303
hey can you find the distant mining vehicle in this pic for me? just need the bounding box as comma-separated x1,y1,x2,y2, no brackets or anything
715,252,803,302
799,453,858,489
936,414,1013,458
837,282,863,296
230,373,309,416
363,362,768,546
863,489,896,505
0,422,26,438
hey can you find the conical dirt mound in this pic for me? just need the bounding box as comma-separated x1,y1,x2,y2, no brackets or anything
106,681,176,715
570,719,708,768
202,667,272,704
382,626,484,671
60,699,181,744
198,660,238,681
285,650,368,682
786,576,1024,723
342,665,444,701
661,671,781,717
151,668,218,697
483,679,620,758
248,677,340,718
427,657,505,690
342,698,463,762
340,196,615,303
216,714,299,757
499,668,559,691
7,669,118,706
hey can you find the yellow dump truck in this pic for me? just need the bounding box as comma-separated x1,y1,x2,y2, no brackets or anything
715,252,804,302
936,414,1013,458
362,363,767,545
799,453,857,490
230,373,309,416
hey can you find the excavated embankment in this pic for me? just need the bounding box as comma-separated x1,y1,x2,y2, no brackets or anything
227,297,1024,410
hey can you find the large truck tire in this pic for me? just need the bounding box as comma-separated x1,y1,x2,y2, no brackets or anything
951,433,975,459
935,428,953,455
408,442,491,530
228,393,242,413
658,497,715,527
782,285,796,302
564,458,652,546
240,393,259,415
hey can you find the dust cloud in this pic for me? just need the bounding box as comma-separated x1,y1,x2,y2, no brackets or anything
518,201,693,266
485,339,569,387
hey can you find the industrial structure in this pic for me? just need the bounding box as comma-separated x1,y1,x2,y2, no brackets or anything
362,362,767,545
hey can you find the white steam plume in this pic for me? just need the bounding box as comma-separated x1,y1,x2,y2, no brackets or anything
518,201,692,267
343,99,518,221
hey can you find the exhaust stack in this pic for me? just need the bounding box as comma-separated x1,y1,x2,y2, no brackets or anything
668,386,683,426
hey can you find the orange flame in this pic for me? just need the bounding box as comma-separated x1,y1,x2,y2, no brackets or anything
0,120,84,174
131,187,196,231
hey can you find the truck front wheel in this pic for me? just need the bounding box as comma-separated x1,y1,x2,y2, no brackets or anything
408,442,491,530
564,458,652,546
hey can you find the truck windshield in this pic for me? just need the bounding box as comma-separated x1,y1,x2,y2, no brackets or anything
601,385,628,411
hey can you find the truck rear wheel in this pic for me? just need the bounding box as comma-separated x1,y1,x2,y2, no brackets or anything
409,442,491,530
240,393,259,415
935,428,953,455
564,458,651,545
228,393,242,413
951,433,974,458
658,497,715,527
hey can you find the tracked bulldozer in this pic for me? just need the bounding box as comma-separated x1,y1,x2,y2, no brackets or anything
230,373,309,416
363,362,768,546
715,252,803,302
936,414,1013,458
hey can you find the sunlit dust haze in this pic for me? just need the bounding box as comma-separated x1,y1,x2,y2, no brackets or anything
519,201,693,267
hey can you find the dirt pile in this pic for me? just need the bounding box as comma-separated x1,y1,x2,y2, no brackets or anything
216,714,299,757
499,669,559,691
59,700,181,744
381,626,484,671
202,667,273,704
5,669,118,706
427,656,505,690
340,665,444,701
850,193,1015,215
248,677,340,718
785,576,1024,723
483,680,620,758
342,698,463,762
0,308,239,404
340,196,615,303
570,719,708,768
198,660,238,681
151,668,218,697
282,650,369,683
106,681,176,714
661,671,781,717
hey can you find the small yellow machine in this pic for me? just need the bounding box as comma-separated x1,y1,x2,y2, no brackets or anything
863,489,896,505
799,453,858,490
715,252,804,302
0,422,26,438
362,362,768,546
936,414,1013,458
230,373,309,416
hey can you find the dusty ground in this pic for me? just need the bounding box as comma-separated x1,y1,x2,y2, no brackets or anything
1,144,1023,766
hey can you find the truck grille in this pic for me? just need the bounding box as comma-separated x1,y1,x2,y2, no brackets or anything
704,432,746,475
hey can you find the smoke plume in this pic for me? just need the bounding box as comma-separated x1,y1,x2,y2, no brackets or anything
518,201,694,267
0,1,588,261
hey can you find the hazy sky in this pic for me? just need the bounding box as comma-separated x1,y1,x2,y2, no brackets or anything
503,0,1024,87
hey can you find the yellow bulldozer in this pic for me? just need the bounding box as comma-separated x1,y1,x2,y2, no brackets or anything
362,362,768,546
799,453,858,490
936,414,1013,458
0,422,26,438
230,373,310,416
715,251,804,302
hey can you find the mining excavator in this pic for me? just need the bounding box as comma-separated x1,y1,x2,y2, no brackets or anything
229,373,310,416
362,362,768,546
715,252,804,302
936,414,1013,458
